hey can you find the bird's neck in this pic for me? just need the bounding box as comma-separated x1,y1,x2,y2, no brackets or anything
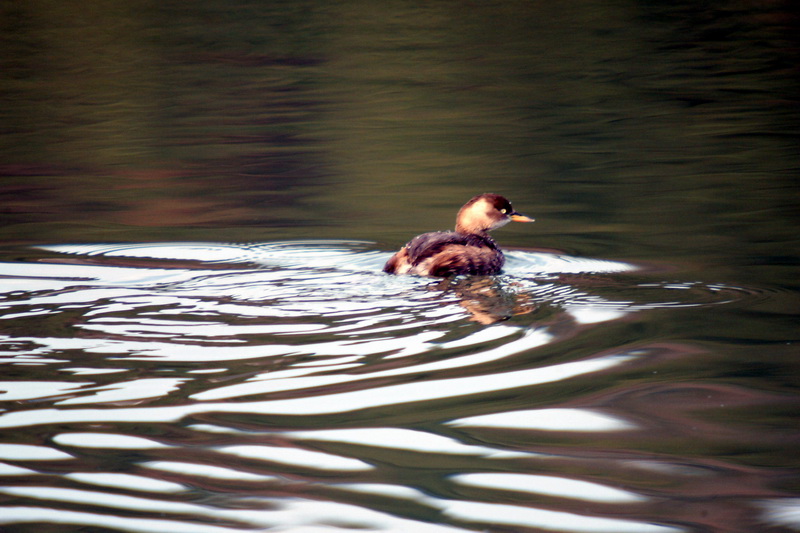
455,221,487,235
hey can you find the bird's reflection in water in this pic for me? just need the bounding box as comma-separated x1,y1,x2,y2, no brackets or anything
432,276,537,324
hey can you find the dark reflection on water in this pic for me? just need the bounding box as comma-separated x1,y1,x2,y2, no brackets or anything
1,0,799,532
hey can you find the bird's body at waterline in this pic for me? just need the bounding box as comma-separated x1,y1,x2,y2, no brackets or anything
383,193,534,277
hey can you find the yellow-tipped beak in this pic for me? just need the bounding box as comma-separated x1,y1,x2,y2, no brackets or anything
510,213,535,223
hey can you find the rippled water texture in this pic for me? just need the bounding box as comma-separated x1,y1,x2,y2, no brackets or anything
1,0,799,532
0,241,793,532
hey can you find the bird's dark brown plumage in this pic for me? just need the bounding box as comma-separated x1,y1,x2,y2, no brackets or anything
383,193,533,277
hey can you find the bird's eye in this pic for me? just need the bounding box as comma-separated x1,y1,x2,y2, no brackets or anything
501,208,508,214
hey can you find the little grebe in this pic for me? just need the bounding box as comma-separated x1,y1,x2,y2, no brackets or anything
383,193,534,277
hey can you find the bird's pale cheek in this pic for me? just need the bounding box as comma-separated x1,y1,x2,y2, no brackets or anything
491,218,512,230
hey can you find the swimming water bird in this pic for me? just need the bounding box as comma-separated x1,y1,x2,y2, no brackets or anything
383,193,534,277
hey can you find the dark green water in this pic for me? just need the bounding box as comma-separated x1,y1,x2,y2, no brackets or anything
0,1,798,532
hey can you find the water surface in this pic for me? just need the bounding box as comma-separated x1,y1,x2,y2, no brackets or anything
0,240,795,532
0,1,798,532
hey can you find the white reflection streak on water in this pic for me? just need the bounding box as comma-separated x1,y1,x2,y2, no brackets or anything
217,445,374,471
0,463,38,475
0,381,93,401
293,355,363,367
567,306,628,324
759,499,800,530
285,428,531,458
451,473,647,503
142,461,281,482
56,378,187,405
62,368,129,375
82,319,326,337
65,473,186,493
0,354,633,428
334,483,432,501
0,261,219,290
0,444,73,461
48,240,380,264
448,407,636,432
53,433,172,449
